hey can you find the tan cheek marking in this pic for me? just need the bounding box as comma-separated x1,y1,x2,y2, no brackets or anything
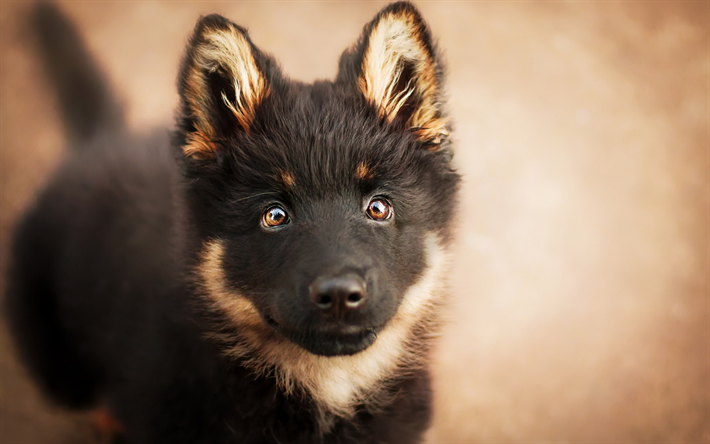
199,240,264,329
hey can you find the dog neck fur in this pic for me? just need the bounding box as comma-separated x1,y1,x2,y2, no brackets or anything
197,233,448,430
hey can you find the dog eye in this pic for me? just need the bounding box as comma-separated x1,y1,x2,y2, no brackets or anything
262,205,290,228
366,198,392,221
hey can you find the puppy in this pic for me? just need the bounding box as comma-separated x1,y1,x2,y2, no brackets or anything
7,2,459,442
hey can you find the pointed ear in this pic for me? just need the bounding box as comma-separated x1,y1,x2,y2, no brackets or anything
178,15,269,159
339,2,448,147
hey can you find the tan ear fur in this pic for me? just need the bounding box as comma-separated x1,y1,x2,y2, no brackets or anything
358,9,447,145
183,26,269,159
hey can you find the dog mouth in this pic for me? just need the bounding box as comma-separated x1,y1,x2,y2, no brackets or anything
264,316,379,357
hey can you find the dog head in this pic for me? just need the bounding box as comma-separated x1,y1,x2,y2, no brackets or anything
176,2,459,359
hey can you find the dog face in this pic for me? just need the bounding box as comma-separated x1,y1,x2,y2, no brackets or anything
177,3,458,358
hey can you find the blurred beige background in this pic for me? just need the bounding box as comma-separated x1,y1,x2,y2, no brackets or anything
1,1,708,442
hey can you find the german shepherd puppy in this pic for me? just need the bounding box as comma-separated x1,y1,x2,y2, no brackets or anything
7,2,459,442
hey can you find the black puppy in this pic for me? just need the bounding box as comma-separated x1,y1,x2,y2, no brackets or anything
7,2,459,442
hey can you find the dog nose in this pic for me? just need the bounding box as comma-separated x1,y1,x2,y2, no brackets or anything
309,275,367,316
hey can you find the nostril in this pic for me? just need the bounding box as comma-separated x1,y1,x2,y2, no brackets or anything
317,294,332,308
345,292,363,307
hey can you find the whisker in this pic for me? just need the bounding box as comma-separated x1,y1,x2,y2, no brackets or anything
232,191,277,203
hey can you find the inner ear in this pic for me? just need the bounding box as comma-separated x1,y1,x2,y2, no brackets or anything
178,16,269,160
352,3,448,146
388,60,417,127
206,67,239,136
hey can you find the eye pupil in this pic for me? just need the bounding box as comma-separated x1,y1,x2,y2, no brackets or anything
367,199,392,221
371,202,384,216
269,209,284,223
262,206,289,228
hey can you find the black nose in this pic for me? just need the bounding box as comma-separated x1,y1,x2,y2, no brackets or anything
309,275,367,317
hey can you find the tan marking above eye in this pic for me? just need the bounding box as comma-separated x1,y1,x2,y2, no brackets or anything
280,171,295,189
356,162,373,181
366,199,392,221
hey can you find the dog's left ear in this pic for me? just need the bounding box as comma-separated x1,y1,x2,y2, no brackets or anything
178,15,270,159
338,2,447,147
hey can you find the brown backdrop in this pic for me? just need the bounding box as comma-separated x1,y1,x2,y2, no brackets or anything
1,1,708,442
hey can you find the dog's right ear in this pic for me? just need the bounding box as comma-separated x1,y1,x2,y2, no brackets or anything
178,15,269,160
337,2,448,148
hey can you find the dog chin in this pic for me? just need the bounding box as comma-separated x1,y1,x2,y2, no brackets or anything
265,316,379,357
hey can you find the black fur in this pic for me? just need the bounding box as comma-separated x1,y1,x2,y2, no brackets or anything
6,2,459,443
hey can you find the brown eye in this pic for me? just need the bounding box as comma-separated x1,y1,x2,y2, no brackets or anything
262,205,289,228
366,198,392,221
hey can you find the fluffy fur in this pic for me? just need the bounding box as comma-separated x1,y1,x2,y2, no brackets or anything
6,2,460,443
